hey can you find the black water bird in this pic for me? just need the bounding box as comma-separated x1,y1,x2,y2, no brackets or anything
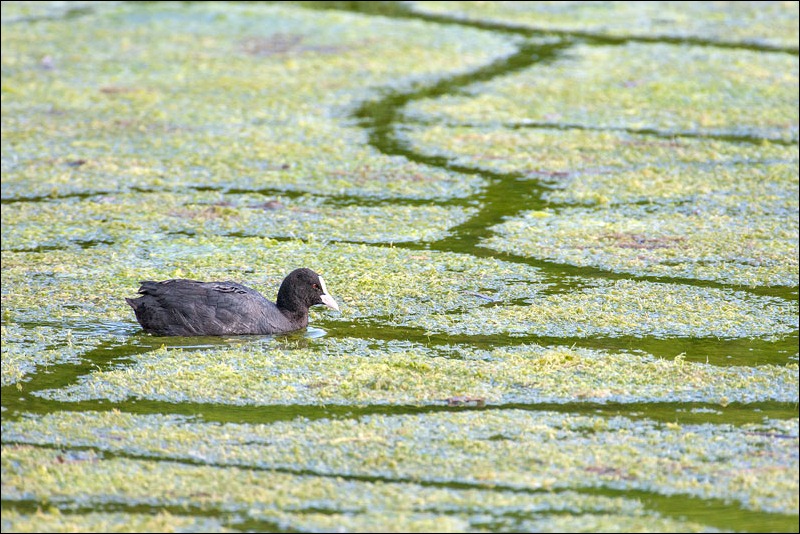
126,268,339,336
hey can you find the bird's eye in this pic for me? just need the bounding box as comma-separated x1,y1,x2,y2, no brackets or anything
312,283,319,289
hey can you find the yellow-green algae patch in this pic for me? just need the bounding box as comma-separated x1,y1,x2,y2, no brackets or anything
405,43,798,141
0,507,230,534
0,237,548,326
31,338,799,406
1,190,477,249
1,1,514,200
401,125,799,194
408,279,797,339
538,156,796,209
1,445,717,534
482,200,798,287
406,1,800,49
3,410,798,517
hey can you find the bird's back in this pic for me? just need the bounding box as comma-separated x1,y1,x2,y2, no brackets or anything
126,279,298,336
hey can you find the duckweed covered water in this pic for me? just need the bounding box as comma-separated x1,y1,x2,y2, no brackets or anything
2,2,798,533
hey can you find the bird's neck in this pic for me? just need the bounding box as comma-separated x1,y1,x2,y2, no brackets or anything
279,306,308,327
277,291,307,321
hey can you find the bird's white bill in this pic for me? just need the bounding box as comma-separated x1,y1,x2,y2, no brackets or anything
320,293,339,311
318,277,340,311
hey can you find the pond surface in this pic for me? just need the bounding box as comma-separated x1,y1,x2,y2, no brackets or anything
2,2,798,532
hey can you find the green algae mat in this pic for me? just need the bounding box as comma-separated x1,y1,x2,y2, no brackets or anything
2,2,798,532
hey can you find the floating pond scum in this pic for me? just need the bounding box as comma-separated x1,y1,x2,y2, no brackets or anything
1,2,798,533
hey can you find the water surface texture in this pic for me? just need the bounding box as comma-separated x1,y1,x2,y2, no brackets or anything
2,2,798,532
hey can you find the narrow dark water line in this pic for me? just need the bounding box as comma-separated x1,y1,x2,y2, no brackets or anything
560,27,799,55
1,183,461,207
3,380,797,427
403,117,800,146
392,237,800,300
1,185,195,206
300,1,799,55
320,320,800,366
408,118,800,146
1,190,117,205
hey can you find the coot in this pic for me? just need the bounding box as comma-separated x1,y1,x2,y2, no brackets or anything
126,268,339,336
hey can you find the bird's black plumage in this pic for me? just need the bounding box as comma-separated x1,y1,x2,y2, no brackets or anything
126,268,338,336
